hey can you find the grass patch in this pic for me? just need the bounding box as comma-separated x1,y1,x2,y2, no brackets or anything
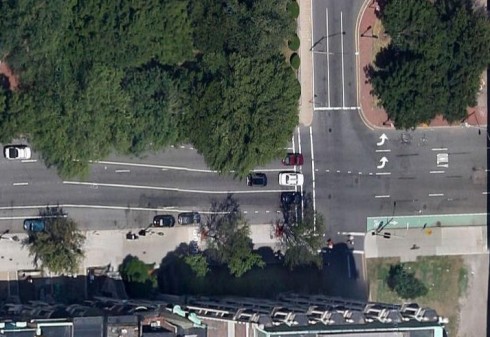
290,53,300,70
367,256,467,336
372,19,391,62
288,34,300,51
287,1,299,19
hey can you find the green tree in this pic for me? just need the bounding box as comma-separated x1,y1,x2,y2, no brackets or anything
119,255,157,298
387,264,428,299
203,196,265,277
184,254,209,278
277,193,326,270
25,215,85,275
186,54,300,176
369,0,490,129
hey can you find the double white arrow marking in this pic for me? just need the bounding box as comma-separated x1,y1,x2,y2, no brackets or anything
377,157,388,169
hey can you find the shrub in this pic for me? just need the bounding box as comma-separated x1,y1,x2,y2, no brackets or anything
290,53,300,69
287,1,299,19
387,264,428,299
288,34,300,51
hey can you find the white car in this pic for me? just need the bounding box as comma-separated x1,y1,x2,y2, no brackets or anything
279,172,304,186
4,145,31,160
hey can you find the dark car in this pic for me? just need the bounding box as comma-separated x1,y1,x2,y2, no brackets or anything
246,172,267,187
152,215,176,227
178,212,201,225
23,218,46,232
282,153,304,166
281,192,302,205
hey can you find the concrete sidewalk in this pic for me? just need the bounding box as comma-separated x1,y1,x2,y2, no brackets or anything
365,226,487,262
297,0,313,126
0,224,279,275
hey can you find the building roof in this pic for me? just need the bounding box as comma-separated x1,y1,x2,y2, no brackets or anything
73,316,104,337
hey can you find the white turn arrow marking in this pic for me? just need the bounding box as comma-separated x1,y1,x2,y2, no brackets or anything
377,133,388,146
377,157,389,169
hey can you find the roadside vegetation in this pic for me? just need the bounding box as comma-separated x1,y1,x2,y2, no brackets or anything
367,256,468,336
119,255,158,298
367,0,490,129
24,208,85,275
0,0,299,177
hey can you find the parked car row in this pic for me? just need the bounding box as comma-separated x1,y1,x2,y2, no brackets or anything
152,212,201,227
247,153,305,187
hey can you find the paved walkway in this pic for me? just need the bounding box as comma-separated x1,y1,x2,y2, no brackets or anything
357,0,488,129
0,224,279,275
297,0,313,126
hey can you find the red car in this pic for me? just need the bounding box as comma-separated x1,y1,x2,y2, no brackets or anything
282,153,304,166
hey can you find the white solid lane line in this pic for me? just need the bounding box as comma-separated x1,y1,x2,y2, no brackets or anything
297,127,302,155
21,159,37,163
115,169,131,173
375,195,390,198
338,231,365,236
430,170,445,174
326,7,331,107
375,149,391,153
431,148,448,151
428,193,445,197
309,126,317,229
12,182,29,186
292,135,296,154
375,172,391,176
63,181,286,194
340,11,345,108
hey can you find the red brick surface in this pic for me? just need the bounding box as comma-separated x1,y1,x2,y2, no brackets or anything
358,1,487,129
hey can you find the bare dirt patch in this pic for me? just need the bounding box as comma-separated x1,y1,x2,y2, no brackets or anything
0,61,20,91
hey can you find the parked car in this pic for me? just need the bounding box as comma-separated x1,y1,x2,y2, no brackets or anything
281,192,302,205
4,145,31,160
282,153,304,166
152,215,176,227
178,212,201,225
246,172,267,187
23,218,46,232
279,172,304,186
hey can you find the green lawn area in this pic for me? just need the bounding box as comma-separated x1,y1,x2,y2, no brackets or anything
367,256,468,336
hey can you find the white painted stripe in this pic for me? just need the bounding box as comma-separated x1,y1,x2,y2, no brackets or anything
428,193,444,197
375,149,391,153
483,192,488,195
326,7,331,107
340,11,345,107
63,181,286,194
297,127,302,155
430,170,445,174
338,231,365,236
309,126,317,230
292,135,295,154
376,172,391,176
375,195,390,198
431,148,448,151
92,160,217,173
115,169,131,173
13,182,29,186
352,250,365,255
314,106,360,111
347,171,351,174
21,159,37,163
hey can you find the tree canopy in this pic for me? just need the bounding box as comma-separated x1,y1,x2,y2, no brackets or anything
25,214,85,275
387,264,428,299
368,0,490,129
0,0,299,177
119,255,158,298
202,196,265,277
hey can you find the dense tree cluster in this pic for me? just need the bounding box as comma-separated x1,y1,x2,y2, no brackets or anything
368,0,490,129
119,255,158,298
0,0,299,177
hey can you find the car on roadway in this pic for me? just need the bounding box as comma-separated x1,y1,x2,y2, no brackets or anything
282,153,304,166
4,145,32,160
281,191,302,206
279,172,304,186
152,215,175,227
246,172,267,187
178,212,201,225
23,218,46,232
